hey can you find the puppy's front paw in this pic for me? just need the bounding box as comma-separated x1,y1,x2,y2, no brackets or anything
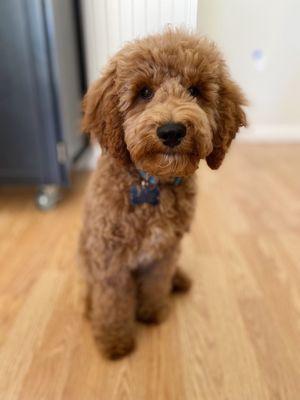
137,302,170,325
98,334,136,360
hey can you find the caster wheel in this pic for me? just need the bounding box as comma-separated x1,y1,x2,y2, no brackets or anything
36,185,61,210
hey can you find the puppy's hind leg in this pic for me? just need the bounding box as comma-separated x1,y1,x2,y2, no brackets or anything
172,268,192,294
84,285,92,320
91,270,136,360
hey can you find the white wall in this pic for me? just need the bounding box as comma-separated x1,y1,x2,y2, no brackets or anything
198,0,300,141
81,0,198,83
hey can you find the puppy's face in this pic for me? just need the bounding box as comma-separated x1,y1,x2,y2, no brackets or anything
82,30,247,177
123,71,214,177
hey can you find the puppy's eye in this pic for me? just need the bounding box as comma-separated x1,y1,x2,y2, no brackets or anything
139,86,153,100
188,86,201,97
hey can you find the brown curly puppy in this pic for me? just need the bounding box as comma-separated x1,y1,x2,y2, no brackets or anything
79,29,247,359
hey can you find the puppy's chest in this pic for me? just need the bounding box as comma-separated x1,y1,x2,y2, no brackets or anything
133,184,193,230
132,184,195,266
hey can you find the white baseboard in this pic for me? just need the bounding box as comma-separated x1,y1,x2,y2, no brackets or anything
74,145,100,170
238,125,300,142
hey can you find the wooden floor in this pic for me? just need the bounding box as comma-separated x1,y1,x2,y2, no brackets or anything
0,143,300,400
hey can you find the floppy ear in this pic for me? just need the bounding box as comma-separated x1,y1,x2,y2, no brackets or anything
206,73,247,169
81,60,130,163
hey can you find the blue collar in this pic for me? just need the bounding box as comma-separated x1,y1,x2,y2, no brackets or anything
130,170,183,206
138,170,183,186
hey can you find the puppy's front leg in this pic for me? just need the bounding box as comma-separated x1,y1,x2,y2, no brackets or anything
135,256,176,324
90,271,136,359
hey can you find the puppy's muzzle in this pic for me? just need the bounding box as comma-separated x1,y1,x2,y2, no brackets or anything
157,122,186,148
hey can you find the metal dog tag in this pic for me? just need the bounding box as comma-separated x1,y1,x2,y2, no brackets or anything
130,184,160,206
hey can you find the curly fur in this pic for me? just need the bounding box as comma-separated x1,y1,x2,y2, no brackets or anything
79,29,247,359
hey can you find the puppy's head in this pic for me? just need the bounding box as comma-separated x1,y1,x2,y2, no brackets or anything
82,29,247,177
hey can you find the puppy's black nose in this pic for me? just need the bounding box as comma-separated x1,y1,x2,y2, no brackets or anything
157,123,186,148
